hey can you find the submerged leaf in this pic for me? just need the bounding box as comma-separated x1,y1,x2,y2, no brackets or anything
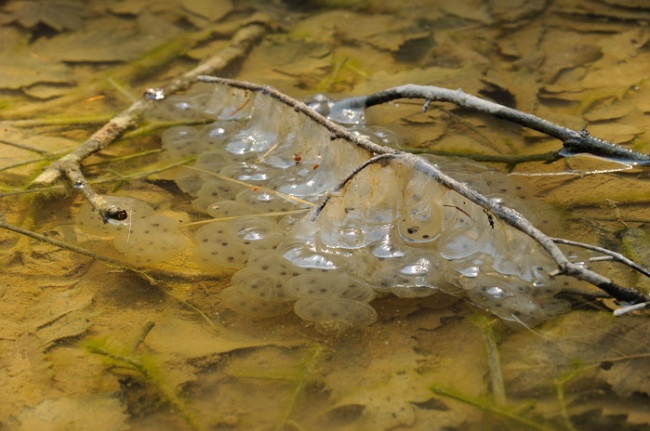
8,396,128,431
334,369,419,429
25,288,94,330
582,56,650,90
181,0,233,21
22,83,73,100
0,50,72,89
586,123,641,144
500,311,650,399
31,29,162,63
4,0,85,31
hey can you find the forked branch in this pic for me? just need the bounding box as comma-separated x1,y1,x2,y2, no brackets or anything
197,75,650,306
335,84,650,165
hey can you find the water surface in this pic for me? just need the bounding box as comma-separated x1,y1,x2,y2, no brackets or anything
1,1,650,430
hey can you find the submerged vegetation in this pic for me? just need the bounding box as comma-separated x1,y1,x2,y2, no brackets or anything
1,0,650,430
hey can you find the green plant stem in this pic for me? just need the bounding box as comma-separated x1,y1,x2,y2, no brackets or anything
431,386,557,431
481,317,507,405
2,115,113,128
406,148,562,169
87,336,202,431
0,156,52,173
554,373,579,431
276,344,323,431
131,321,156,352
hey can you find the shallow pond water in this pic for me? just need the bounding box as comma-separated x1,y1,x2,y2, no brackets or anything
1,1,650,430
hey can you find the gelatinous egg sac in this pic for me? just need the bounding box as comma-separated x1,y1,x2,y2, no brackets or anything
76,197,186,266
81,83,571,329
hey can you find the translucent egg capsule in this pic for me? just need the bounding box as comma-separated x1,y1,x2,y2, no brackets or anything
286,273,375,302
397,170,446,244
160,126,201,160
461,273,568,326
293,298,378,329
219,162,278,185
436,191,498,260
370,229,409,259
230,216,282,250
491,229,557,283
198,122,228,147
220,286,292,318
194,222,248,268
320,214,392,250
269,166,327,198
279,239,352,271
204,200,251,219
260,115,330,169
174,170,204,196
201,84,253,120
194,217,280,269
317,161,402,249
272,138,369,198
368,250,440,297
194,150,232,176
113,214,186,265
153,93,211,121
231,268,292,302
328,99,365,125
224,92,283,155
437,220,498,261
193,179,244,214
245,253,312,292
235,188,305,214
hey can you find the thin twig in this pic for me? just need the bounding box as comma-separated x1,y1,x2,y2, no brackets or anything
1,115,112,128
131,321,156,352
0,216,221,283
0,137,56,156
551,237,650,279
311,153,399,220
183,209,310,227
337,84,650,165
1,156,193,198
184,166,316,208
613,302,649,316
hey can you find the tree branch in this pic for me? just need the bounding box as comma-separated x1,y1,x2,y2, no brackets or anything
196,75,650,305
334,85,650,166
551,237,650,279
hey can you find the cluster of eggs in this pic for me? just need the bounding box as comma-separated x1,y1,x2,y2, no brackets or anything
78,83,571,330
